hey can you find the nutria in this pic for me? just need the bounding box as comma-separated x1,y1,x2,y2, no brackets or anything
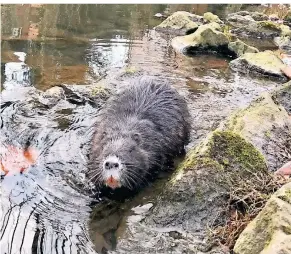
87,77,191,190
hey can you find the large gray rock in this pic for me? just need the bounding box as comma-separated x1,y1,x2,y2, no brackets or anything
155,11,202,35
171,22,231,54
234,182,291,254
229,50,288,81
220,82,291,171
227,12,257,28
227,11,268,22
231,21,282,39
203,12,223,24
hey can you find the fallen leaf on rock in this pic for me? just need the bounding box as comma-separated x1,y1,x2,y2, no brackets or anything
275,161,291,178
281,66,291,79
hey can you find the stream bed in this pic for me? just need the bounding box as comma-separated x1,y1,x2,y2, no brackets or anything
1,4,281,254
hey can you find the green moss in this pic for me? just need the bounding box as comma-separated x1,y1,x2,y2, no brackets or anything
279,24,291,37
223,25,234,41
265,130,271,138
91,85,110,96
175,130,266,180
203,12,222,23
157,11,198,30
125,66,138,74
257,21,280,30
209,131,267,173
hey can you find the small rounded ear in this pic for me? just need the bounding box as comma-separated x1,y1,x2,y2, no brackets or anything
132,133,141,144
100,131,107,139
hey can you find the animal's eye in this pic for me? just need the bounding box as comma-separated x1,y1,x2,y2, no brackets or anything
132,133,141,144
101,131,107,138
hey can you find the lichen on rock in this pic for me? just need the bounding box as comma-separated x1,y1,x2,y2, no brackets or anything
229,50,287,81
228,39,259,57
155,11,201,35
203,12,223,24
234,182,291,254
171,22,234,56
220,82,291,171
227,12,282,38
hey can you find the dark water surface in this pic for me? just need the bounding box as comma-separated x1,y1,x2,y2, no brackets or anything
1,4,280,254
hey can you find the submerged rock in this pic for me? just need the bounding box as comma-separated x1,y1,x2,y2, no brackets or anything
203,12,223,24
234,182,291,254
229,50,287,81
171,22,232,56
228,39,259,57
155,11,202,35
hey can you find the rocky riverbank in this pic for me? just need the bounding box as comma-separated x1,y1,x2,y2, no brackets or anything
155,9,291,82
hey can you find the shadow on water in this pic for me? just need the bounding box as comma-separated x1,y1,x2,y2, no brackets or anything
0,4,281,254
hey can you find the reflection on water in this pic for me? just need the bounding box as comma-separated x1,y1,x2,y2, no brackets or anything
1,4,281,254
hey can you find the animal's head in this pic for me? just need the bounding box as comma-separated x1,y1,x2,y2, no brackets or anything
88,131,150,190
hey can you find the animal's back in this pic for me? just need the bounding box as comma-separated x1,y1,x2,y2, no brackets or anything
100,77,190,154
105,78,189,126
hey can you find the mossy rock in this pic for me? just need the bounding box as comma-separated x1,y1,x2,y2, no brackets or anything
227,13,256,27
176,130,267,176
257,20,280,30
155,11,200,35
229,50,287,81
143,129,269,241
171,22,232,56
228,39,259,57
279,24,291,37
203,12,223,24
220,84,291,171
234,182,291,254
231,20,281,39
90,85,111,97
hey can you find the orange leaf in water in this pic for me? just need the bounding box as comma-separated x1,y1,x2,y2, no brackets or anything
0,145,39,176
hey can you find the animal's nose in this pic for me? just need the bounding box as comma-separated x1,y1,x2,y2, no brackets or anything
104,160,120,170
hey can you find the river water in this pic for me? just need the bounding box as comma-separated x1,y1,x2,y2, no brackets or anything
0,4,280,254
